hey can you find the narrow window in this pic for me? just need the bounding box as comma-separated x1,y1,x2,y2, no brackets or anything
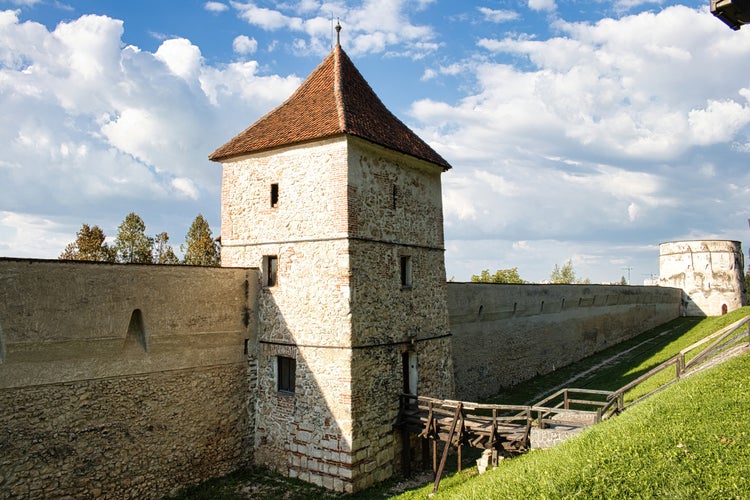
392,184,398,209
270,183,279,208
263,255,278,287
400,255,412,288
402,351,418,395
277,356,296,393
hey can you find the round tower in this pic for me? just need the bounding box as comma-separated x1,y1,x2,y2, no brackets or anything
658,240,747,316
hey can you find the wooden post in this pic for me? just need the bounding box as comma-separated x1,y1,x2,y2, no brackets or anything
401,429,411,476
432,402,462,495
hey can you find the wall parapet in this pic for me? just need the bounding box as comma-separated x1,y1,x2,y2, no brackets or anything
447,282,682,401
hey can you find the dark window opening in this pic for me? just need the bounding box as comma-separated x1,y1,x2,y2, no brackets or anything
271,183,279,208
264,255,278,287
402,350,417,395
392,184,398,209
400,256,412,288
277,356,296,393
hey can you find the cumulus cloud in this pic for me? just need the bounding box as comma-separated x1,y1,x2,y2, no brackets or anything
228,0,437,57
0,10,301,256
233,34,258,54
412,5,750,282
204,1,229,13
478,7,520,23
528,0,556,12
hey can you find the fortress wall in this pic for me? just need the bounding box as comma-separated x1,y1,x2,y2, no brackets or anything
447,283,682,401
0,259,259,499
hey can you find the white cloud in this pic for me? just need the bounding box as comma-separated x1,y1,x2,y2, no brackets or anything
155,38,203,80
171,177,200,199
228,0,437,57
528,0,556,13
204,1,229,13
422,5,750,282
232,34,258,54
478,7,519,23
0,11,301,256
688,98,750,145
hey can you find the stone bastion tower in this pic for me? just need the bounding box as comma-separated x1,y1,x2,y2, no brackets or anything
209,32,455,492
659,240,747,316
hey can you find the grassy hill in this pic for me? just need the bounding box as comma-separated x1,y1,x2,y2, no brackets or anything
394,307,750,499
171,308,750,499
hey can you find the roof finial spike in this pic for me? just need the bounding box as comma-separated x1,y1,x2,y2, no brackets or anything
335,18,341,47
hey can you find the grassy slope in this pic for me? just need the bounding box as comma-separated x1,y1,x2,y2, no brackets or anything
395,309,750,499
172,309,750,499
488,308,750,405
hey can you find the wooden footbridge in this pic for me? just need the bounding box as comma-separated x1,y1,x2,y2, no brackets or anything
394,389,617,494
394,315,750,494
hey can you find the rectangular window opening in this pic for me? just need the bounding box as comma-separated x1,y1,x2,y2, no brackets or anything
277,356,296,393
263,255,278,287
400,255,413,288
271,183,279,208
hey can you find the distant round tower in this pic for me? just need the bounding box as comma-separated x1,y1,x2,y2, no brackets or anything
659,240,747,316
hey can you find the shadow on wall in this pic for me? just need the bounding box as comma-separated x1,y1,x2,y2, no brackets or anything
255,289,418,493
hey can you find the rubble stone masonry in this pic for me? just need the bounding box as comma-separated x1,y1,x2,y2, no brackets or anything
0,260,258,499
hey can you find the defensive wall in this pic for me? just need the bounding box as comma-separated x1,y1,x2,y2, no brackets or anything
0,258,702,497
447,282,683,401
0,259,259,499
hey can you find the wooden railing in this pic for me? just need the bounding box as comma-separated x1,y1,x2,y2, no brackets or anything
397,314,750,494
532,388,618,428
603,315,750,413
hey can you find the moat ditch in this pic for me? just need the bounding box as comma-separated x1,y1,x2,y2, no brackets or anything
169,310,750,499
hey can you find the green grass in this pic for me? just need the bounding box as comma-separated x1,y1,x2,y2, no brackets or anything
169,308,750,499
394,349,750,499
487,307,750,406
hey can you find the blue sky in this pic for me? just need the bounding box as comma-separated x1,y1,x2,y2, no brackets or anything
1,0,749,283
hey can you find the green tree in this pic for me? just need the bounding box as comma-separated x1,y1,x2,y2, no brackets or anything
59,223,114,261
182,214,220,266
154,232,179,264
471,268,525,284
550,259,591,284
550,260,577,284
113,212,154,263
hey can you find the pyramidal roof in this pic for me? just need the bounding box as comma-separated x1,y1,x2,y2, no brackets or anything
208,43,451,170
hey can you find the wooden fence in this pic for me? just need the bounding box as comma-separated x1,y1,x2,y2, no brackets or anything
395,314,750,493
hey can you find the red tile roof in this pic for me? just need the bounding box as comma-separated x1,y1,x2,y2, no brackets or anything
208,44,452,170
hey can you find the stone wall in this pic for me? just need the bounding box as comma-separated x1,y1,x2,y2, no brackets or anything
447,283,682,401
347,139,454,491
218,138,358,492
216,136,454,493
0,259,258,499
659,240,747,316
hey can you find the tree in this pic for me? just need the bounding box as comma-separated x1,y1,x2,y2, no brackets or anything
113,212,154,264
620,275,628,285
154,232,179,264
182,214,220,266
59,223,114,261
550,260,577,284
550,259,591,284
471,268,525,284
